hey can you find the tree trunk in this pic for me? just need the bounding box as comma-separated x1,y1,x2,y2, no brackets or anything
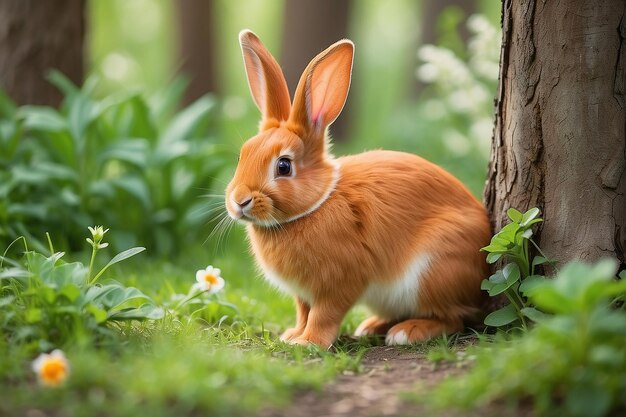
281,0,351,139
484,0,626,268
174,0,218,105
0,0,85,107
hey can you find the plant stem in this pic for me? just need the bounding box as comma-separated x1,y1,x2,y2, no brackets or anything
46,232,54,255
87,245,97,285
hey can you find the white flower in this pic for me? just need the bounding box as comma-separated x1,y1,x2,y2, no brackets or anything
32,349,70,387
193,265,225,294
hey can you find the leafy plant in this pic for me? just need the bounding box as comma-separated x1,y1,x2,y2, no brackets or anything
430,259,626,417
480,207,550,328
0,72,230,255
0,226,163,355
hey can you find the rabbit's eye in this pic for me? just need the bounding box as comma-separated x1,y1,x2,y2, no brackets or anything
276,158,292,177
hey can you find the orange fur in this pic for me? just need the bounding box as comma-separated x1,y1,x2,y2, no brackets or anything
225,30,491,348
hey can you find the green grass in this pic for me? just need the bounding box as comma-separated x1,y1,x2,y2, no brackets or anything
0,231,373,417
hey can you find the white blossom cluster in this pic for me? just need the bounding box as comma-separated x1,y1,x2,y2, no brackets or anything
416,14,501,156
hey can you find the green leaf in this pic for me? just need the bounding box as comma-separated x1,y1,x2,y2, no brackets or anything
480,244,509,254
484,303,518,327
18,106,67,132
106,247,146,269
85,303,108,324
47,70,80,98
25,308,43,323
161,95,215,144
565,382,611,417
506,208,523,223
497,223,520,243
59,283,81,302
0,295,15,307
520,307,549,323
532,256,548,268
98,139,149,168
109,304,165,320
518,275,547,296
486,252,503,264
520,207,541,227
480,279,494,291
110,176,152,210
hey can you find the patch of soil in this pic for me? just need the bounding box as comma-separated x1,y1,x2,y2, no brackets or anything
261,346,532,417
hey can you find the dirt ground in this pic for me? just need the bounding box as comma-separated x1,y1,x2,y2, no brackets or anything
261,346,533,417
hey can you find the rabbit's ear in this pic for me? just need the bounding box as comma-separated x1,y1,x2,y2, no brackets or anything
290,39,354,138
239,30,291,127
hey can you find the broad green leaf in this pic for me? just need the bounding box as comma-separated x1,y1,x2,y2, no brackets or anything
506,208,523,223
110,176,151,210
480,244,509,254
161,95,215,144
480,279,494,291
520,207,541,227
483,268,513,297
518,275,547,296
67,93,95,144
98,139,149,168
497,223,520,243
18,106,67,132
106,247,146,269
532,256,548,268
520,307,549,323
59,283,81,302
484,303,518,327
0,268,31,280
488,270,506,284
85,303,108,324
486,252,502,264
502,263,521,284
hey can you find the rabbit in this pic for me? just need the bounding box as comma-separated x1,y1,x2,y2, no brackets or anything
225,30,492,348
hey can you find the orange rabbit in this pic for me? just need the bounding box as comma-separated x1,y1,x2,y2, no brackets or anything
225,30,491,348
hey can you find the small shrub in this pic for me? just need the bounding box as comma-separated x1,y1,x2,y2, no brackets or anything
430,259,626,417
0,72,231,255
0,226,162,357
480,207,551,328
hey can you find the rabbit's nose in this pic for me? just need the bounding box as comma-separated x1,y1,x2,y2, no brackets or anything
238,198,252,208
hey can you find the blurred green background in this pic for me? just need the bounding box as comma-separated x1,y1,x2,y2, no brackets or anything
1,0,500,258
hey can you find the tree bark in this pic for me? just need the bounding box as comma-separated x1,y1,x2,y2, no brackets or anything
175,0,217,105
281,0,351,138
0,0,85,107
484,0,626,268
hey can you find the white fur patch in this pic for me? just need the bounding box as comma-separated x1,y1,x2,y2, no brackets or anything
261,266,314,305
360,253,430,320
385,330,409,346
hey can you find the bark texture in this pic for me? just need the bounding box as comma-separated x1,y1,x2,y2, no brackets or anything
484,0,626,267
175,0,217,105
0,0,85,106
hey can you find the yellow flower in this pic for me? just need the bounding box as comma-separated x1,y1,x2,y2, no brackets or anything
193,265,225,294
32,349,70,387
